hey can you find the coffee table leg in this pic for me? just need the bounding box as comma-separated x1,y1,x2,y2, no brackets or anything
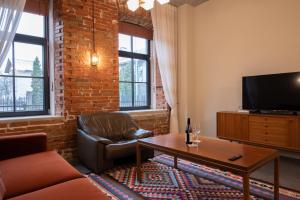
243,173,250,200
136,143,141,181
174,156,178,169
274,157,279,200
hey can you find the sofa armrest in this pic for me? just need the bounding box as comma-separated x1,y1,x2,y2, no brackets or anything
127,129,153,140
77,129,112,173
0,133,47,161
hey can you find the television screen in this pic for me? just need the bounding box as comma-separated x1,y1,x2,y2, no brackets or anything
242,72,300,111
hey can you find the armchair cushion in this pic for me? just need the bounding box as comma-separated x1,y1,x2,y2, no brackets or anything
105,140,136,159
77,112,138,140
127,129,153,140
81,131,113,145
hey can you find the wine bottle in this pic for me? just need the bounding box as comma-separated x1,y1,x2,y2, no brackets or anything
185,118,192,144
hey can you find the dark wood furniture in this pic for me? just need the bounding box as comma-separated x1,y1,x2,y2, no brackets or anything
217,111,300,152
136,134,279,200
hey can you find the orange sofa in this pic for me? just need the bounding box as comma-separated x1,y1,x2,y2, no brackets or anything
0,133,108,200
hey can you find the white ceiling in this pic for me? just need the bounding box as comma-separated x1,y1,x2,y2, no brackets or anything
170,0,208,7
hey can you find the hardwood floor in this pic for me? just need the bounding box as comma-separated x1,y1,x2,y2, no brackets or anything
251,156,300,192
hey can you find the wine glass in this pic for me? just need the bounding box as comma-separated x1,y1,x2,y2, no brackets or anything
192,126,201,144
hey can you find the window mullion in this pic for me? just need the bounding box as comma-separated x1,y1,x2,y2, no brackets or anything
131,36,135,108
12,41,16,112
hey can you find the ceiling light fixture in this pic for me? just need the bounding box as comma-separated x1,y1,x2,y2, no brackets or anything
127,0,169,12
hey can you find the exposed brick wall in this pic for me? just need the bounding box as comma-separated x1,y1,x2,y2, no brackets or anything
0,118,76,161
130,110,170,135
155,64,168,109
0,0,169,162
54,0,64,116
57,0,119,117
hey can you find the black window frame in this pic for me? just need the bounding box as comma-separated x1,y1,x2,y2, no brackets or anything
119,34,151,111
0,14,49,117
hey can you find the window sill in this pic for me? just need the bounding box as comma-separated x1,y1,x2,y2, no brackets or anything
121,109,169,117
0,115,64,123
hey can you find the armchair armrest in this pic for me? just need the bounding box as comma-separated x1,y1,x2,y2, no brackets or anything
127,129,153,140
77,129,112,173
88,135,113,145
0,133,47,160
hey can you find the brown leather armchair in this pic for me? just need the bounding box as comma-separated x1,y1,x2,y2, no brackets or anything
77,112,154,173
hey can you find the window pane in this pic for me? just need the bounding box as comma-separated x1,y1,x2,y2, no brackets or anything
120,82,132,107
0,77,13,112
14,42,44,77
16,12,44,37
119,57,132,81
119,34,131,52
15,78,44,111
134,59,147,82
134,83,147,107
133,36,147,54
0,46,13,75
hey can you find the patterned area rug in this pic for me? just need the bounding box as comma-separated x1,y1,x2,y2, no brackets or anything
88,154,300,200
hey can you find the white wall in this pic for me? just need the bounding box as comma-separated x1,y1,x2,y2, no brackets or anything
178,4,196,132
178,0,300,137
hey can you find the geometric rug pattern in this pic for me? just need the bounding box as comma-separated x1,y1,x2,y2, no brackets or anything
88,154,300,200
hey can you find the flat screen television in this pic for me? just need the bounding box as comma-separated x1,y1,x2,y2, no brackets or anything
242,72,300,113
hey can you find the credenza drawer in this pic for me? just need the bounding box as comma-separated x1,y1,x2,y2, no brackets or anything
249,116,290,128
249,116,292,148
249,126,289,135
249,131,289,147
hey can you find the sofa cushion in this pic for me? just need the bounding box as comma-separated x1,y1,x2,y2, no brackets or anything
0,172,5,200
0,151,83,198
105,139,137,159
7,178,109,200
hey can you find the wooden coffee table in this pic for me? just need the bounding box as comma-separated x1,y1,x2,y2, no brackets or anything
136,134,279,200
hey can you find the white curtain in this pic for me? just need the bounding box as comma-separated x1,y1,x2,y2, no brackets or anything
151,3,179,133
0,0,26,67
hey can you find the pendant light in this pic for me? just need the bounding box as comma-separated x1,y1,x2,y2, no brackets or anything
91,0,99,66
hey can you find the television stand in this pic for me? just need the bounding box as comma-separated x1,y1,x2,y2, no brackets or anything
217,111,300,152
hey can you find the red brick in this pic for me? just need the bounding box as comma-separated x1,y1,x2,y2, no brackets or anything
0,0,169,163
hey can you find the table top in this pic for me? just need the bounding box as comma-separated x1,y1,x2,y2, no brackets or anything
138,134,279,172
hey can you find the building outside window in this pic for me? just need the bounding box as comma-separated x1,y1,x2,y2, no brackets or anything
0,12,49,117
118,33,151,110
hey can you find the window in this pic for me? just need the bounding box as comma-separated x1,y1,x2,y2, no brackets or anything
0,12,49,117
119,33,151,110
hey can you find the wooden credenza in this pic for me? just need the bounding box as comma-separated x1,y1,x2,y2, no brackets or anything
217,111,300,152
